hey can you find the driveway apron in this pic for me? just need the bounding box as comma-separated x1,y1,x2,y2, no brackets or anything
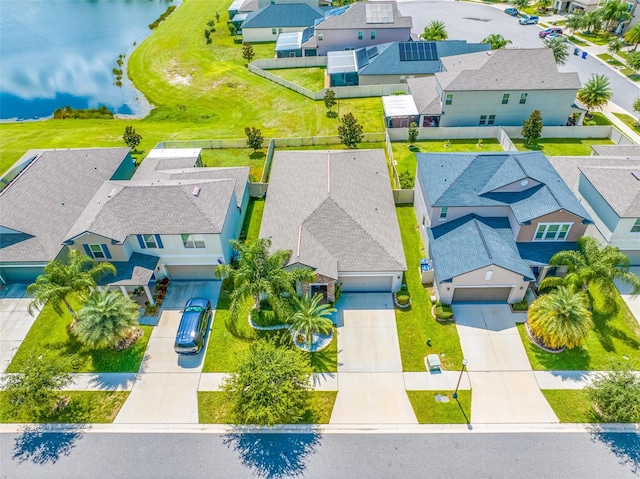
0,285,35,373
453,304,558,424
330,293,417,424
115,281,221,424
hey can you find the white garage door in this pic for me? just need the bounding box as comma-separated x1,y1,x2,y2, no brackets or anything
165,265,218,280
339,275,393,292
452,287,512,303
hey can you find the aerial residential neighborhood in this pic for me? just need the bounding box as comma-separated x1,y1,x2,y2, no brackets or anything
1,0,640,477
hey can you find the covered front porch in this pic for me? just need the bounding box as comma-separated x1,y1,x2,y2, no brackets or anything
97,252,161,307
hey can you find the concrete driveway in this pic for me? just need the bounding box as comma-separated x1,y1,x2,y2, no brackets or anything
0,284,35,373
453,304,558,424
115,281,221,424
616,267,640,325
330,294,417,424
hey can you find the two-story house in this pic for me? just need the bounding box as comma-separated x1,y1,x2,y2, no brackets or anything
414,151,592,304
384,49,585,128
240,4,325,43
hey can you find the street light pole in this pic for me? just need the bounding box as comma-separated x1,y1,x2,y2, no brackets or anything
452,358,468,400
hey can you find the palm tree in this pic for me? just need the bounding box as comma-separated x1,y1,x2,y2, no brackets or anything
540,236,640,299
607,37,624,59
546,38,569,65
577,74,613,112
624,23,640,51
565,13,585,35
74,289,140,349
27,249,116,317
481,33,512,50
599,0,631,32
289,293,336,349
421,20,448,41
536,0,553,12
582,10,603,34
216,238,316,322
528,286,593,349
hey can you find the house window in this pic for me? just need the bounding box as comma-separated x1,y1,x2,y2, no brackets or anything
370,30,376,40
88,244,105,259
502,93,510,105
445,94,453,106
181,234,206,249
533,223,572,241
142,234,158,249
631,218,640,233
272,28,277,35
318,32,323,41
278,28,283,34
488,114,496,125
358,31,363,40
485,270,493,281
439,207,448,220
519,93,528,104
479,115,487,125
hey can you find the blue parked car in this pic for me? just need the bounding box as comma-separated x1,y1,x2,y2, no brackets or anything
174,297,212,354
505,7,519,16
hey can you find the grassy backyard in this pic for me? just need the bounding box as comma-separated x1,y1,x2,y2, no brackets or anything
518,285,640,371
198,391,337,424
269,67,326,91
240,198,265,242
541,390,602,423
395,206,463,371
6,301,152,373
613,113,640,134
407,391,472,424
512,137,614,156
200,148,265,182
0,391,129,423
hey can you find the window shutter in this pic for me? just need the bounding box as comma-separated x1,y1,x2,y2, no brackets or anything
137,235,146,249
155,234,164,249
82,244,92,257
101,244,112,259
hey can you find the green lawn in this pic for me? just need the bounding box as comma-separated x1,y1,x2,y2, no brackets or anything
0,391,129,423
513,137,614,156
268,67,326,92
240,197,265,242
575,32,610,46
595,54,640,81
198,391,337,424
200,148,265,182
518,285,640,371
567,35,588,47
613,113,640,134
392,139,501,183
582,112,613,126
407,390,472,424
395,206,463,371
7,301,152,373
542,390,603,423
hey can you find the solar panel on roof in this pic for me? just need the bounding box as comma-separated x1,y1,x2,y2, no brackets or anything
365,3,394,24
398,42,439,61
367,46,378,59
356,48,369,68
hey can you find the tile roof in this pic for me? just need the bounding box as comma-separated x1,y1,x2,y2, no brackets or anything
0,148,131,263
241,4,324,29
316,2,412,30
428,215,535,281
416,151,592,224
260,150,406,279
437,48,581,91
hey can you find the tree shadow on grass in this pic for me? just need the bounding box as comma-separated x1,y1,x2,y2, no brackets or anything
249,151,266,160
326,111,338,119
223,428,322,479
588,426,640,475
12,424,86,465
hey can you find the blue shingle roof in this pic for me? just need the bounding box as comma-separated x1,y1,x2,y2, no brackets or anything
242,4,325,29
517,241,578,266
428,215,535,281
416,151,592,224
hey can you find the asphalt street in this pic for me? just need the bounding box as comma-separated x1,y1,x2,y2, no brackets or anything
1,430,639,478
397,0,640,113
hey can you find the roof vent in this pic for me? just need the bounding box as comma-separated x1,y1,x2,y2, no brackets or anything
632,171,640,181
108,187,117,198
192,186,201,196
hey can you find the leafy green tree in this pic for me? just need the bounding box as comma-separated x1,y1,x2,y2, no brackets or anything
222,340,312,425
540,236,640,298
587,367,640,422
536,0,553,12
74,289,141,349
528,286,593,349
420,20,448,41
227,22,238,36
633,97,640,125
598,0,631,32
289,293,336,349
337,112,364,149
244,126,263,152
481,33,512,50
627,51,640,72
546,37,569,65
577,74,613,112
510,0,530,10
27,250,116,317
2,353,75,418
242,43,254,63
324,89,337,114
624,23,640,51
216,238,315,322
122,126,142,151
522,110,543,147
607,37,623,58
408,122,419,146
565,13,585,34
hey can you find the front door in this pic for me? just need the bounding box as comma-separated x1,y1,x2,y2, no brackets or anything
310,284,328,300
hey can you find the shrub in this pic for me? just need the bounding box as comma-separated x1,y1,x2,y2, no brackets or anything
587,367,640,422
149,5,176,30
398,170,415,189
434,302,453,320
512,298,529,311
396,292,411,305
52,105,114,120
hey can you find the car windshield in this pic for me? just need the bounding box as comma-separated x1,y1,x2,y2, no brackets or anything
185,306,204,312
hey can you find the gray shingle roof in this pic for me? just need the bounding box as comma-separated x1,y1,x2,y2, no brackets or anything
416,151,592,224
0,148,131,263
406,76,441,115
316,2,412,30
260,150,406,279
428,215,535,281
241,4,325,29
437,48,581,91
590,145,640,157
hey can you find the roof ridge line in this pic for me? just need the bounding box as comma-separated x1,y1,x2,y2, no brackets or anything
473,217,492,260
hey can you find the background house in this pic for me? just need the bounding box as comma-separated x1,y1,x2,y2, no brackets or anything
260,149,406,300
240,4,325,42
414,151,592,304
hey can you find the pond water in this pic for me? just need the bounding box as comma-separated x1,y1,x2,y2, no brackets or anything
0,0,177,121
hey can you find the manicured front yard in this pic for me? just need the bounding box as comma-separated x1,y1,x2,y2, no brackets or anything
7,301,152,373
542,390,603,423
0,391,129,423
198,391,337,424
395,206,463,371
613,113,640,135
518,285,640,371
407,390,472,424
268,67,326,91
513,137,614,156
